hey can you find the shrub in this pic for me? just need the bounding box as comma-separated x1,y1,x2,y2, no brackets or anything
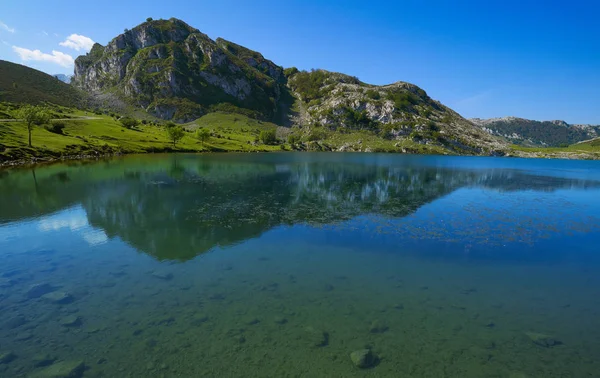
45,121,65,134
146,17,153,22
120,117,138,129
287,134,300,145
259,130,277,145
365,89,381,100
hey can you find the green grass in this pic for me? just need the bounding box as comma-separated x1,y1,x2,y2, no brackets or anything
510,139,600,158
0,60,85,107
0,110,285,163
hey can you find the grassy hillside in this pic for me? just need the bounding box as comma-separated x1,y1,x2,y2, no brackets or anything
510,139,600,159
0,60,86,108
0,106,284,164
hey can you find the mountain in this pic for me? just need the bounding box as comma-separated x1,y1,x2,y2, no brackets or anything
286,69,504,154
53,74,73,84
0,60,86,108
471,116,600,147
73,18,288,123
73,18,506,155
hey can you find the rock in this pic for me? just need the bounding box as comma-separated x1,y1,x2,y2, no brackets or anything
2,316,27,330
245,317,260,325
304,326,329,347
42,291,73,304
151,271,173,280
30,360,85,378
60,315,81,327
26,283,56,299
273,316,287,325
393,303,404,310
369,320,388,333
350,349,376,369
0,278,15,288
14,331,33,341
526,332,563,348
190,315,209,326
33,354,56,367
0,351,16,364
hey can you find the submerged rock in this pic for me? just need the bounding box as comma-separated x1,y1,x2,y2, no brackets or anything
26,283,55,299
60,315,81,327
32,354,57,367
42,291,73,304
350,349,376,369
30,360,85,378
151,271,173,280
0,351,16,364
304,326,329,347
190,315,209,326
526,332,563,348
369,320,388,333
273,316,287,325
2,316,27,330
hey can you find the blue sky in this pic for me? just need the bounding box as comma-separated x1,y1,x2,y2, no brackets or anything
1,0,598,124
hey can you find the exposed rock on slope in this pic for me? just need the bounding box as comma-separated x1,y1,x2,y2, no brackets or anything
287,70,506,154
73,18,287,122
471,116,600,147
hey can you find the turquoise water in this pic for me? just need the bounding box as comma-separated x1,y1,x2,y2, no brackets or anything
1,152,600,377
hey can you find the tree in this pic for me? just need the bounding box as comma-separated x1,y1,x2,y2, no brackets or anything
196,128,211,147
120,117,138,129
18,105,50,147
166,125,185,147
146,17,153,22
259,130,277,145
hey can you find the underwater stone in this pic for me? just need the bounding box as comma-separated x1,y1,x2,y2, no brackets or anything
151,271,173,280
2,316,27,330
26,283,55,299
0,351,16,364
245,318,260,325
42,291,73,304
304,326,329,347
190,315,209,326
30,360,85,378
33,354,57,367
369,320,388,333
526,332,563,348
273,316,287,325
60,315,81,327
350,349,375,369
14,331,33,341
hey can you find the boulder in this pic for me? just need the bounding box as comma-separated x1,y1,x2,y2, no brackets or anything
526,332,563,348
29,360,85,378
350,349,376,369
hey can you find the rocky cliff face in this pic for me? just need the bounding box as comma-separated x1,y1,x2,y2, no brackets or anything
73,18,286,122
471,117,600,147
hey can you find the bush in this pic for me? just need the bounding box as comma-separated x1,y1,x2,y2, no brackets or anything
146,17,153,22
259,130,277,145
365,89,381,100
287,134,300,145
45,121,65,135
120,117,138,129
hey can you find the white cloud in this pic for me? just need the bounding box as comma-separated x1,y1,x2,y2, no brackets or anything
54,33,59,37
1,40,9,46
0,21,15,33
59,34,94,51
42,30,48,36
12,46,74,67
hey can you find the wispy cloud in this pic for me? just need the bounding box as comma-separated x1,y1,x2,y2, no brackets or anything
42,30,49,36
59,34,94,51
12,46,74,67
1,40,9,46
0,21,15,33
53,33,59,37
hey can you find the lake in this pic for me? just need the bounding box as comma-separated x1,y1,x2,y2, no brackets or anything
1,152,599,377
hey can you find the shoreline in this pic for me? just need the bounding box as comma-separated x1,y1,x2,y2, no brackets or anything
2,148,600,170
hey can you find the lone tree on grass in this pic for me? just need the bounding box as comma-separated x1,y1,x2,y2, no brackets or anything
18,105,50,147
196,128,211,147
166,123,185,148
